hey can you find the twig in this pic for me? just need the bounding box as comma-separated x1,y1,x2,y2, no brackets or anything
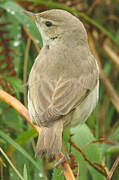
105,15,119,24
23,27,40,53
0,165,3,180
0,89,39,131
107,156,119,180
23,38,31,106
81,138,115,151
103,39,119,68
88,33,119,114
0,89,75,180
0,157,6,167
69,140,108,177
57,153,75,180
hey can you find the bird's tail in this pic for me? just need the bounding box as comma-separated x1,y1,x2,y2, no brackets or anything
36,120,63,159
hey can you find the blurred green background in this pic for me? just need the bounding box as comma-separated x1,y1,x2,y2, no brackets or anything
0,0,119,180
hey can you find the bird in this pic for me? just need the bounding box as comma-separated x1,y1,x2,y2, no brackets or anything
25,9,99,159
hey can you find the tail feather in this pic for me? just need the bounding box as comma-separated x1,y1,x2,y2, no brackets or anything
36,120,63,159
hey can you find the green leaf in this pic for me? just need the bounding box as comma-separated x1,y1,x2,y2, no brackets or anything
53,166,65,180
106,144,119,154
23,164,28,180
110,126,119,141
7,128,37,156
0,130,40,170
2,108,24,130
0,147,24,180
0,1,42,46
71,124,105,180
7,77,23,93
15,128,37,145
5,13,24,75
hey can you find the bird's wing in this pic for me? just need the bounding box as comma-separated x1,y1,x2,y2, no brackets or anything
29,74,97,127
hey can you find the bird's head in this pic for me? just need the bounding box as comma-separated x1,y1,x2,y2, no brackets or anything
24,9,87,45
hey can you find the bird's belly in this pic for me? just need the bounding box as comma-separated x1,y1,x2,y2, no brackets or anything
64,81,99,127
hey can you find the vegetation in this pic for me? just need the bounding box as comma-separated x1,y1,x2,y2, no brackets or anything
0,0,119,180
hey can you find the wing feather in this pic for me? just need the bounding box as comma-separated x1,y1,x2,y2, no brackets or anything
28,56,99,127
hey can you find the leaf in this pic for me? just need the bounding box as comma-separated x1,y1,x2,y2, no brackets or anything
16,128,37,144
2,108,24,130
71,124,105,180
0,130,40,170
110,126,119,141
0,147,24,180
0,1,42,46
23,164,28,180
7,77,23,93
5,13,24,75
106,144,119,154
7,128,37,156
53,166,65,180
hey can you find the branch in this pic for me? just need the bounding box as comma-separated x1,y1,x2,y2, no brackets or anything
23,27,40,53
23,37,31,106
57,153,75,180
69,140,108,177
107,156,119,180
103,39,119,68
0,89,75,180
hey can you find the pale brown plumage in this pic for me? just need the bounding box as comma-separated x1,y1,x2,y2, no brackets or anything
26,9,99,158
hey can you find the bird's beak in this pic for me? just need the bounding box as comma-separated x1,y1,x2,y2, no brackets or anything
24,10,36,20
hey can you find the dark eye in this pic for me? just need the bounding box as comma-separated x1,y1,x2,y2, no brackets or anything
45,21,53,27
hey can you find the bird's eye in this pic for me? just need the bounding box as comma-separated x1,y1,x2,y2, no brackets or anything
45,21,53,27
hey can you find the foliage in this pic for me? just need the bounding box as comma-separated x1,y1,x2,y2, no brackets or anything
0,0,119,180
